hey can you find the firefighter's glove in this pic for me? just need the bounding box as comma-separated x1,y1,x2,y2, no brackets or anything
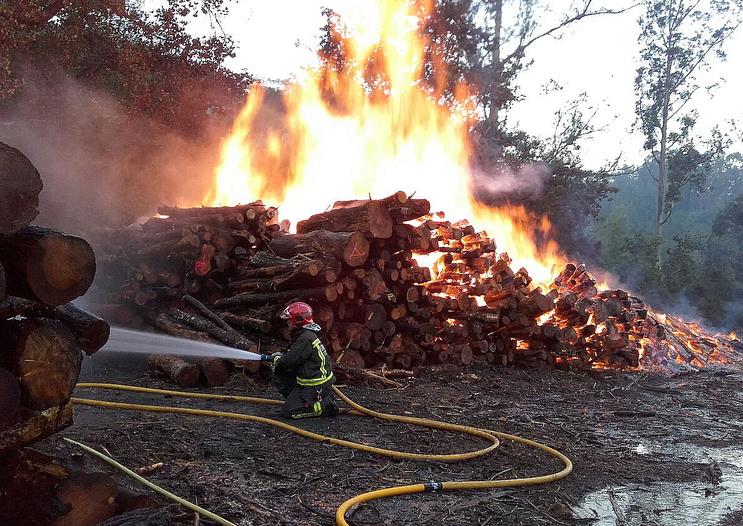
270,352,282,373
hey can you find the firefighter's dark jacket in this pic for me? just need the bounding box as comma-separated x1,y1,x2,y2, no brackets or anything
273,327,334,386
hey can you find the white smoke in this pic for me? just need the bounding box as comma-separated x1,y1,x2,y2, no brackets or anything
469,161,551,202
0,72,229,234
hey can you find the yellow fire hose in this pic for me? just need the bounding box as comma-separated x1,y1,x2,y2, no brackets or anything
71,382,572,525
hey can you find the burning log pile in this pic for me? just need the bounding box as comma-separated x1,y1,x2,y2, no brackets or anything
91,190,742,385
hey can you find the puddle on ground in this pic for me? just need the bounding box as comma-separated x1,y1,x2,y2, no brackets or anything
574,445,743,525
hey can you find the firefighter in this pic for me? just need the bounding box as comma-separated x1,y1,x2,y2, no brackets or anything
261,302,338,419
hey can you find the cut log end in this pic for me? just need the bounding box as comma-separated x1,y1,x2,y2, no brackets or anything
1,318,82,410
0,142,43,234
0,226,96,306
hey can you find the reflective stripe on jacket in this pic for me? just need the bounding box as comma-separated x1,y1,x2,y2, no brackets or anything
273,328,334,386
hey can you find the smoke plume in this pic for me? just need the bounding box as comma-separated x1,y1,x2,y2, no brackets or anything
0,72,230,235
469,162,551,204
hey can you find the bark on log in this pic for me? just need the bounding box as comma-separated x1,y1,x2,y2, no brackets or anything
168,308,257,352
269,231,369,267
154,313,212,342
332,191,408,210
213,287,326,309
0,142,43,234
146,354,199,387
388,198,431,221
51,303,110,355
193,357,231,387
182,294,234,331
157,202,268,219
0,318,82,409
219,312,271,333
0,367,21,430
297,201,393,239
0,403,73,455
0,226,96,305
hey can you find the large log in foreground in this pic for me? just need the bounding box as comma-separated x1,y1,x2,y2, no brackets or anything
0,318,83,409
0,226,96,306
147,354,199,387
51,303,111,355
0,142,43,234
0,403,73,455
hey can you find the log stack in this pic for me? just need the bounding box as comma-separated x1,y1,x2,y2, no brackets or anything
90,190,742,383
0,142,157,526
0,175,109,455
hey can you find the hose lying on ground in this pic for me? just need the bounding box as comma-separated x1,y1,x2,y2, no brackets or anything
71,382,573,525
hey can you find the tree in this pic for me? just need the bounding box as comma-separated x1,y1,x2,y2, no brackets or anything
635,0,742,260
422,1,635,135
0,0,251,133
0,1,253,229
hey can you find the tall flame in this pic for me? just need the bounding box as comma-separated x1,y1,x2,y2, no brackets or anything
205,0,564,283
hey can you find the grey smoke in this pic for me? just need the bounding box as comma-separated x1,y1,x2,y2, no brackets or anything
0,72,229,235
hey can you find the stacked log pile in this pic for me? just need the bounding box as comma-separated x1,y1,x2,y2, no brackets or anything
0,228,108,455
0,143,166,526
0,142,161,526
0,143,110,454
91,190,742,383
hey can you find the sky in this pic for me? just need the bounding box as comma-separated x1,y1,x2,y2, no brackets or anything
177,0,743,170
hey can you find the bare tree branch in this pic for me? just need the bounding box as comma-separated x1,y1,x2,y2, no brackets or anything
503,1,640,65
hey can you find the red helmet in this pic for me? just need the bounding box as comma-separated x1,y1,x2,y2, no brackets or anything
280,302,314,328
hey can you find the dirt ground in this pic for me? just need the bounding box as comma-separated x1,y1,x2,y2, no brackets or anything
36,352,743,526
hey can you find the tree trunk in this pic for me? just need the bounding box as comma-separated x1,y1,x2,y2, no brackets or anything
0,318,82,410
488,0,503,126
656,17,675,266
0,142,43,234
0,226,96,305
297,201,393,239
146,354,199,388
269,230,369,267
51,303,111,355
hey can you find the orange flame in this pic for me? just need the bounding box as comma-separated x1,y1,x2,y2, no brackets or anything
205,0,565,284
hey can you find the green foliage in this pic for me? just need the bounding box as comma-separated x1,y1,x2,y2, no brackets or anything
634,0,742,237
0,0,252,134
596,155,743,329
